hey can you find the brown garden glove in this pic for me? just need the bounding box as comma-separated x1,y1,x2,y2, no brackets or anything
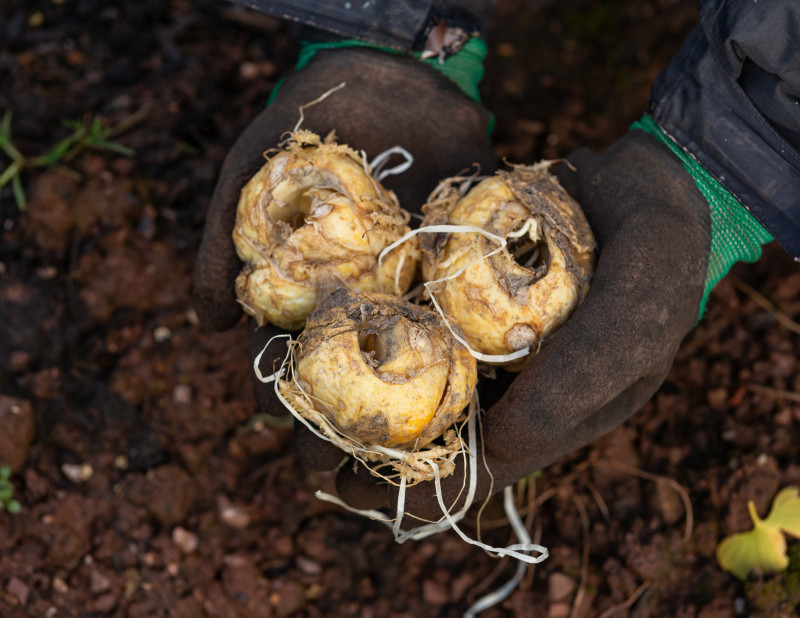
193,47,495,461
195,45,713,520
333,130,712,518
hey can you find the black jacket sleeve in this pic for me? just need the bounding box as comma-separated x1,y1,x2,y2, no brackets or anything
650,0,800,259
227,0,495,51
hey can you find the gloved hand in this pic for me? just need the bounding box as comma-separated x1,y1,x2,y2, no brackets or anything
334,129,715,517
193,46,495,463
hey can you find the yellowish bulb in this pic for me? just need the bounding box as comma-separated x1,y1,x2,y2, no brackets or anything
421,164,596,370
281,289,477,449
233,130,420,331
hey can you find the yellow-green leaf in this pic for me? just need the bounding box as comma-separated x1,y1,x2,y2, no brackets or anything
765,486,800,538
716,515,788,580
716,486,800,580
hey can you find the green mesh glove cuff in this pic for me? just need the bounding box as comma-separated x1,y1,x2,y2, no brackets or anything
631,115,774,318
292,38,488,103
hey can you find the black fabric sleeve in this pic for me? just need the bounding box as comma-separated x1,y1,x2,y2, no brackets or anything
227,0,495,51
650,0,800,259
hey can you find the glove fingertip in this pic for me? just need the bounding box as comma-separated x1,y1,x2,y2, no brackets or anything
336,463,390,510
566,146,599,170
251,379,286,417
192,285,242,332
193,228,243,331
248,320,296,416
552,146,598,194
294,423,347,470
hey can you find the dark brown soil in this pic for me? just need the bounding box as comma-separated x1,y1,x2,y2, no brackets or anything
1,1,798,617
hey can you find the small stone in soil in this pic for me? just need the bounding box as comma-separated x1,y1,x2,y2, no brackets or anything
52,577,69,594
548,572,576,603
270,580,305,618
706,387,728,408
0,395,35,471
153,326,171,342
422,579,449,605
774,407,793,426
89,593,118,614
219,504,251,529
172,526,199,554
90,570,111,594
652,481,685,525
295,555,322,576
173,384,192,404
549,603,571,618
61,462,94,483
7,577,30,605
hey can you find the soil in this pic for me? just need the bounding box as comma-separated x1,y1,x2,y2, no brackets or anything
1,1,799,617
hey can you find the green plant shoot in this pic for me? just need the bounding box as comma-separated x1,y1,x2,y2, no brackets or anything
0,110,137,210
716,486,800,580
0,465,22,514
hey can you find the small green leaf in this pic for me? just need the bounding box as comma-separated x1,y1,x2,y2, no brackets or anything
94,139,135,157
0,465,10,480
765,486,800,538
90,116,103,138
61,118,85,132
716,486,800,580
0,118,23,161
36,131,84,166
6,499,21,514
716,506,788,580
0,160,20,189
12,173,26,210
1,110,12,136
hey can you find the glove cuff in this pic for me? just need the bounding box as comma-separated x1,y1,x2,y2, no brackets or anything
631,115,773,318
267,37,488,113
296,37,488,102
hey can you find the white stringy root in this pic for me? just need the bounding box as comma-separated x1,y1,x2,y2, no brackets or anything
256,340,548,576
